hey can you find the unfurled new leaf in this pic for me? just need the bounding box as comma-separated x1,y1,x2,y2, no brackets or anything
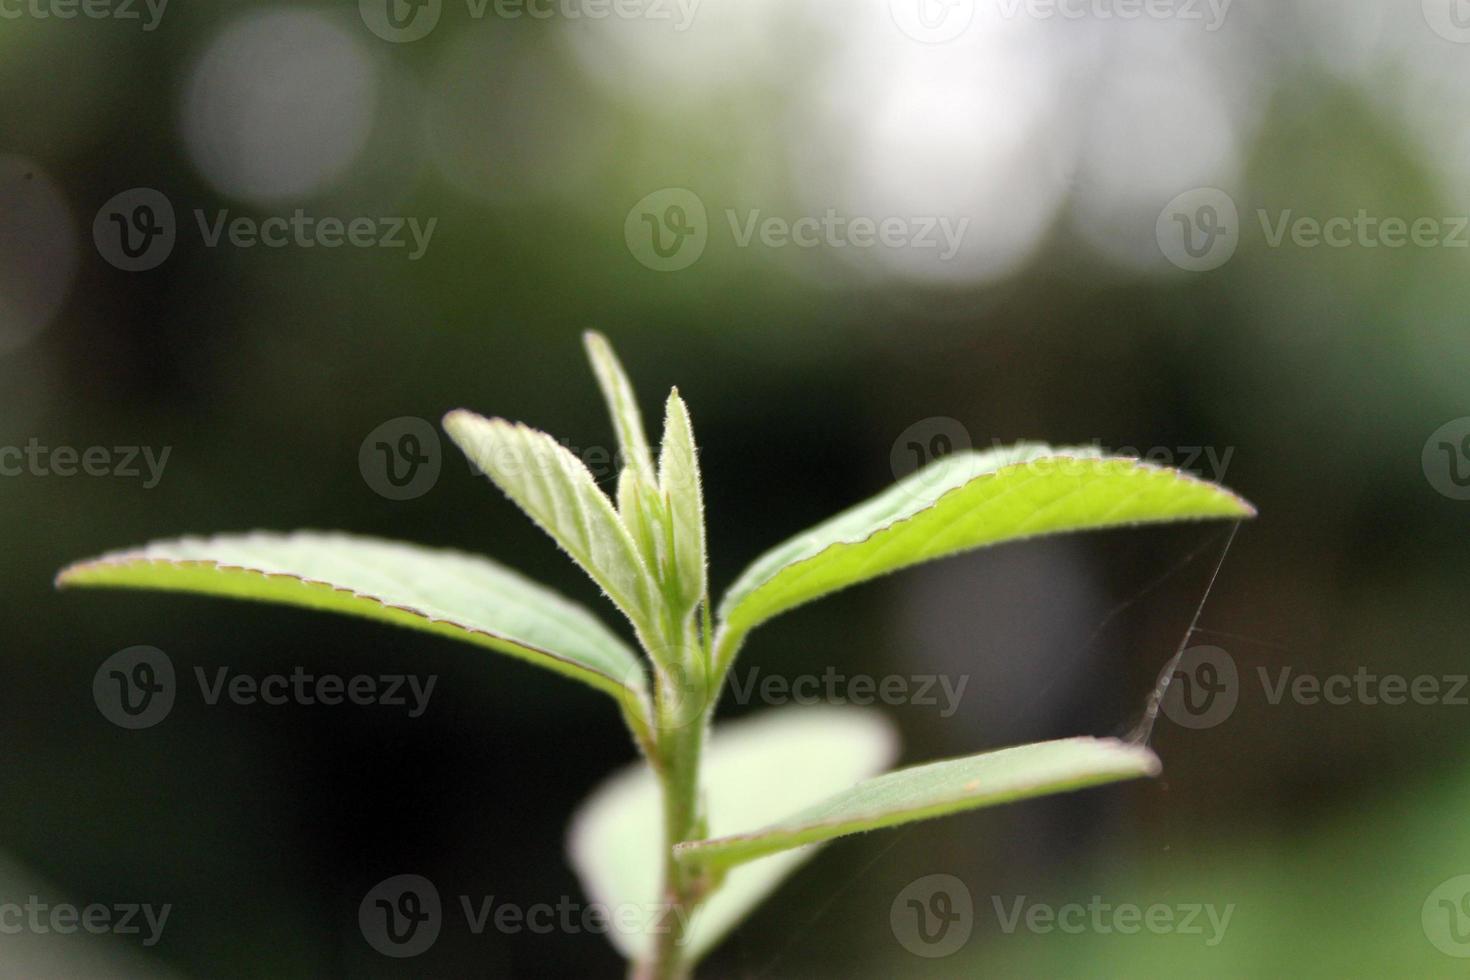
718,445,1254,650
443,411,656,631
674,737,1159,871
584,330,655,481
658,389,706,614
56,531,647,704
568,706,898,963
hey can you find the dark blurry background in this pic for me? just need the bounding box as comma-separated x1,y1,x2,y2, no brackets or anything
3,1,1469,976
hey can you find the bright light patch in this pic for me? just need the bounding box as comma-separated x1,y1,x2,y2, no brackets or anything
0,157,77,355
182,10,379,203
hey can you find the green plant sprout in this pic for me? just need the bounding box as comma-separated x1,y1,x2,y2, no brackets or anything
57,334,1254,978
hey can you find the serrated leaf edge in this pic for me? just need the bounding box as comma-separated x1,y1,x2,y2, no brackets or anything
56,549,647,699
672,737,1160,866
719,454,1255,627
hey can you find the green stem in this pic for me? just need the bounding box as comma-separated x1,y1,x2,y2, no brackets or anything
635,624,711,980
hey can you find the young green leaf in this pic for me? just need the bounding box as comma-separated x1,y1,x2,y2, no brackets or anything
658,389,706,614
55,531,648,704
674,737,1160,871
616,466,665,576
718,446,1254,650
443,410,657,631
567,706,898,963
584,330,655,481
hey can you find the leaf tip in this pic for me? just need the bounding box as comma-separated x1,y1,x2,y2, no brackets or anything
1089,736,1163,778
441,407,475,435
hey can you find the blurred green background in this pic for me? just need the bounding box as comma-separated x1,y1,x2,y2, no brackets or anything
2,1,1469,976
